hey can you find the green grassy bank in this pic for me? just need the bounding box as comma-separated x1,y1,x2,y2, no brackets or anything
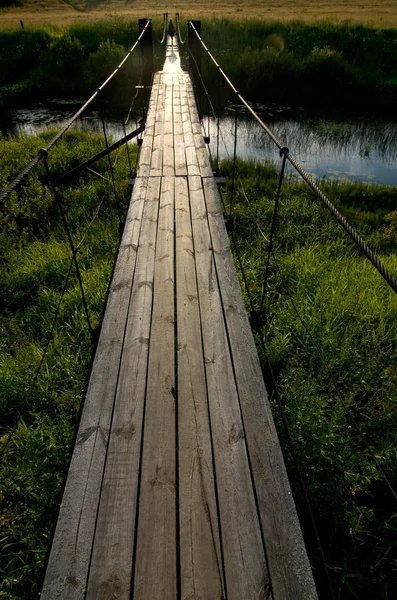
1,18,397,113
219,158,397,599
0,129,133,598
0,18,165,109
193,19,397,114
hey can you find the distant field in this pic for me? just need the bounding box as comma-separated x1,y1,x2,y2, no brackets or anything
1,0,397,28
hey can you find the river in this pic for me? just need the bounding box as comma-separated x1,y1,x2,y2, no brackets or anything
1,103,396,185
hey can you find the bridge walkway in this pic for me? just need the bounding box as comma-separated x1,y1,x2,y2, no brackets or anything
41,37,317,600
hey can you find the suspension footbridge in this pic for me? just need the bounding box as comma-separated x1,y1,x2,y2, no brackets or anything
39,34,317,600
2,15,397,600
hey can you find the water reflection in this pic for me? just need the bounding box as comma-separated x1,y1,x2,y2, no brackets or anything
206,115,397,185
1,105,397,185
0,104,140,143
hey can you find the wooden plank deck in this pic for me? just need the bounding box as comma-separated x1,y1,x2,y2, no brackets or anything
41,37,318,600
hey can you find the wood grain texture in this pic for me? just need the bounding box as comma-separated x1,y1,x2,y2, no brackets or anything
186,80,213,178
188,174,269,600
150,78,165,176
139,78,159,177
133,176,177,599
41,176,149,600
203,176,318,599
173,83,188,176
85,176,161,600
175,175,225,600
163,82,175,176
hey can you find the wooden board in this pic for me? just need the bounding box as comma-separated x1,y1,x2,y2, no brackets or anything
175,175,225,599
133,176,177,599
163,82,175,176
139,78,159,178
150,80,165,177
173,83,187,176
85,176,161,600
186,80,213,178
41,176,149,600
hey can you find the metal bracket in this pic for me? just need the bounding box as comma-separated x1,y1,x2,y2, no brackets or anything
249,311,266,328
224,215,234,232
56,123,144,184
214,176,227,186
128,177,136,187
203,136,210,144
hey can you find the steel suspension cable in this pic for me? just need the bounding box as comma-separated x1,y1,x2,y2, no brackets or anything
176,13,186,44
0,21,149,204
158,12,168,44
229,97,239,219
188,20,397,295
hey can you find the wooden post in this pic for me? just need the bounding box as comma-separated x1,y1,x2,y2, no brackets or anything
188,20,201,93
139,19,154,88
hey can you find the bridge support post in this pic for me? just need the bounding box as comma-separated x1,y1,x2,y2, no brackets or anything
139,19,154,88
188,20,202,94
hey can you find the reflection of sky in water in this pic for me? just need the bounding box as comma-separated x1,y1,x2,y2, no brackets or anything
206,116,397,185
1,106,397,185
0,106,140,145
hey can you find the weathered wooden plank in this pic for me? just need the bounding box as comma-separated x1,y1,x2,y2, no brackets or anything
185,80,213,178
202,176,318,599
173,84,187,176
180,80,200,176
139,80,159,177
175,176,225,599
188,174,269,599
41,177,149,600
182,120,200,176
85,176,161,600
133,176,177,599
163,83,175,176
150,81,165,176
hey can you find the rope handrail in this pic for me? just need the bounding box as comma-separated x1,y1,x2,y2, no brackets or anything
176,13,186,44
0,20,150,204
158,12,168,44
188,20,397,295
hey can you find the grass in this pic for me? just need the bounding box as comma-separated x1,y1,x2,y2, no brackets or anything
219,158,397,599
0,128,135,599
2,18,397,114
186,18,397,114
1,0,397,28
0,18,166,108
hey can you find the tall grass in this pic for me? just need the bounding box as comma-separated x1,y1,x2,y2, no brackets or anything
0,129,135,598
0,18,166,108
1,18,397,112
219,158,397,599
177,18,397,113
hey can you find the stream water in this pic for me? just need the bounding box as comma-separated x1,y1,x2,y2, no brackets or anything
1,103,397,185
